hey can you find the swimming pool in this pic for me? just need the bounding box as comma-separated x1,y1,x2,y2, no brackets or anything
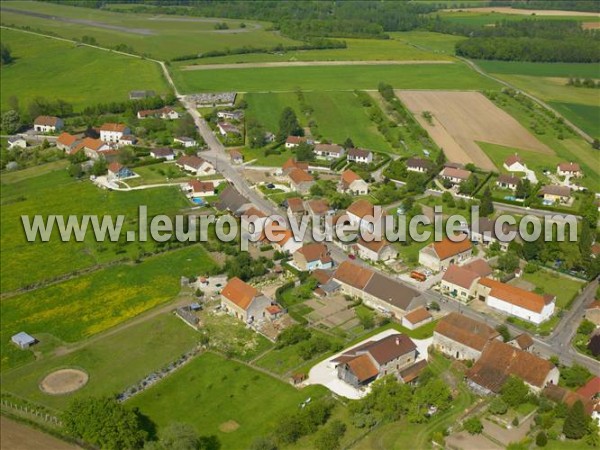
191,198,205,205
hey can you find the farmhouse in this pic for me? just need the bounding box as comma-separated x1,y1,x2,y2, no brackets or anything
8,136,27,149
406,157,432,173
285,136,308,149
401,307,433,330
496,174,520,191
33,115,63,133
217,110,244,121
433,312,500,361
137,106,180,120
355,237,398,262
584,301,600,326
286,197,306,217
174,136,197,148
288,168,315,194
347,199,385,235
11,332,36,350
467,340,558,395
185,180,215,198
475,278,556,325
99,123,130,143
220,277,274,324
540,185,571,204
440,259,493,301
293,243,333,271
347,148,373,164
469,217,516,252
418,236,472,272
107,162,134,180
557,162,582,177
335,334,418,388
282,158,309,175
439,166,471,185
150,147,175,160
176,155,215,176
314,143,344,161
215,185,251,215
339,170,369,195
217,122,241,136
229,150,243,164
504,154,527,172
71,138,110,159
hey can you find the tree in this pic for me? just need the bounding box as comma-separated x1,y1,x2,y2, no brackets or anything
295,142,315,162
145,423,200,450
343,137,354,149
91,157,108,176
249,436,278,450
563,400,589,439
495,324,511,343
501,376,529,407
314,419,346,450
577,319,596,336
1,110,21,134
497,252,520,273
277,107,303,141
480,187,494,217
560,364,592,388
536,431,548,447
464,417,483,435
489,397,508,415
515,179,530,199
0,43,12,65
63,396,147,450
246,118,267,148
67,163,83,179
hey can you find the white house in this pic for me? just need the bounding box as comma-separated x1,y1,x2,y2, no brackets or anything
33,116,63,133
174,136,197,148
418,237,472,272
241,206,268,241
217,122,241,136
137,106,180,120
260,222,303,254
347,148,373,164
184,180,215,198
496,174,520,191
150,148,175,160
439,167,471,185
339,170,369,195
293,243,333,271
99,123,130,143
504,154,527,172
475,278,556,325
355,237,397,262
314,143,344,161
285,136,307,149
406,157,432,173
217,110,244,121
176,155,215,176
7,136,27,149
557,162,582,178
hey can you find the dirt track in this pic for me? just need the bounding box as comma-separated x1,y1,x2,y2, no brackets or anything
444,7,600,17
0,416,79,450
397,90,553,171
182,60,454,70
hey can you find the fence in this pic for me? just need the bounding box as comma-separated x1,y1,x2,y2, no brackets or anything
0,398,61,426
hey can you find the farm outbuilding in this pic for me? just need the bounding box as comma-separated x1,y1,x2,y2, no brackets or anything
11,332,36,349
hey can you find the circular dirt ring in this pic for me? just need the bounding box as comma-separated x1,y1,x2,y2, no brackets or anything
40,369,88,395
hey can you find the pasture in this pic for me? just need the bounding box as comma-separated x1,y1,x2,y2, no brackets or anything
1,314,200,410
397,90,552,171
0,167,189,293
475,60,600,78
0,1,298,61
129,352,328,450
436,9,600,27
173,62,500,93
0,28,168,112
392,31,466,55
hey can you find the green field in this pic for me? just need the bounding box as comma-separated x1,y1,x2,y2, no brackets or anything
0,167,190,293
475,60,600,78
174,62,499,93
129,352,328,450
0,245,218,370
392,30,467,55
434,10,599,27
1,314,200,410
521,269,584,309
549,101,600,140
0,28,168,112
0,1,297,61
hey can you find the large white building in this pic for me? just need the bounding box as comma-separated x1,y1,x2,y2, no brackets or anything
99,123,130,143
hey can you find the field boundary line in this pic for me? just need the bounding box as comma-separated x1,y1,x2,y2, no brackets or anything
182,60,455,71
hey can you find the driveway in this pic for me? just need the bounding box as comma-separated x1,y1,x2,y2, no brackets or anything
305,329,432,399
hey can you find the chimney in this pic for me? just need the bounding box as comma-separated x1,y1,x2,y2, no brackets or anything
395,337,400,346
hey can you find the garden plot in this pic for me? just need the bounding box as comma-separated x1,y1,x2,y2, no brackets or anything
396,90,553,171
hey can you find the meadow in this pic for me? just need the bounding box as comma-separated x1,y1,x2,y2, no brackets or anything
0,314,200,410
129,352,328,450
520,269,584,309
391,30,466,55
475,60,600,78
0,245,217,371
0,28,168,112
434,10,600,27
0,166,190,293
549,102,600,140
173,62,500,93
0,1,299,61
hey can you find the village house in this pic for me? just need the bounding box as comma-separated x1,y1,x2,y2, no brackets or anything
440,259,493,301
439,166,471,185
476,278,556,324
334,334,418,388
137,106,180,120
401,307,433,330
184,180,215,198
33,115,63,133
503,154,527,172
220,277,275,323
305,199,334,224
496,174,520,191
71,138,111,159
467,340,559,395
584,301,600,326
293,243,333,271
418,236,473,272
347,148,373,164
281,158,309,175
150,147,175,160
469,217,516,252
8,136,27,149
311,269,340,298
355,237,398,262
314,143,344,161
241,206,268,241
339,170,369,195
288,168,315,194
286,197,306,218
99,123,130,143
540,185,571,204
217,122,241,136
174,136,197,148
176,155,215,176
107,162,134,181
285,136,308,149
557,162,582,178
119,135,137,147
229,150,243,165
217,110,244,121
406,157,432,174
433,312,501,361
215,184,252,215
347,199,385,235
508,333,535,352
260,222,303,254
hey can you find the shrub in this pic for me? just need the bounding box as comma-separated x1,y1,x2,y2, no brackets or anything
464,417,483,435
489,398,508,415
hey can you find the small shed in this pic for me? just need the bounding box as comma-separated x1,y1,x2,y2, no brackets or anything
11,332,36,349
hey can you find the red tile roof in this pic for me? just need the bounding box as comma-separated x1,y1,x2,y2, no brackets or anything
288,168,314,184
100,123,127,133
189,180,214,193
576,376,600,400
34,115,60,126
403,307,432,325
435,312,499,351
221,277,259,311
441,167,471,180
282,158,309,171
57,132,77,147
478,278,554,313
287,197,305,213
558,162,581,172
285,136,306,145
341,169,362,186
334,260,373,290
108,162,123,173
442,264,480,290
504,154,523,167
296,243,329,263
346,354,379,382
432,237,472,260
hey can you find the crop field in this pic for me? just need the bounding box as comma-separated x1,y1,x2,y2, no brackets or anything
391,31,466,56
0,167,189,293
397,90,552,171
1,314,200,410
129,352,328,450
436,9,600,27
475,60,600,78
0,245,217,371
0,1,299,61
549,102,600,140
174,62,499,93
0,28,168,112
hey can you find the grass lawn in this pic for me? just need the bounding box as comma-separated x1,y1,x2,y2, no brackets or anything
475,60,600,78
173,62,500,93
128,352,328,450
0,313,200,411
241,146,295,166
0,28,168,112
520,269,584,309
0,245,218,371
0,167,190,293
124,162,190,187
